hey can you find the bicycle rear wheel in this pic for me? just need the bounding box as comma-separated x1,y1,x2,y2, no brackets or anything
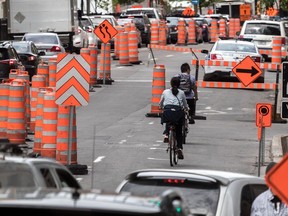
169,131,173,167
172,131,178,165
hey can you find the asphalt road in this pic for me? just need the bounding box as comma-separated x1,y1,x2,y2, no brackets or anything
67,43,288,191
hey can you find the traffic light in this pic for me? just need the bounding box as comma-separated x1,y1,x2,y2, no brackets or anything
282,62,288,99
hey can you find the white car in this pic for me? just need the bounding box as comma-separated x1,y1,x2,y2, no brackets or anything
115,168,268,216
202,39,264,82
80,15,97,47
73,25,89,53
238,20,288,62
22,32,66,63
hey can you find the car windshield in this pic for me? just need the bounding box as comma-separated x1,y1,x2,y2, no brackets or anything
120,179,219,215
24,35,58,44
216,42,257,53
12,43,29,53
244,23,281,35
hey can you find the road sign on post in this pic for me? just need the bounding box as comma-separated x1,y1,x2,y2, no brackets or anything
282,62,288,98
232,56,262,87
266,153,288,206
256,103,272,127
94,19,118,44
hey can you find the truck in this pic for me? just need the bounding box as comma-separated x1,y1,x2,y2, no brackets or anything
6,0,79,53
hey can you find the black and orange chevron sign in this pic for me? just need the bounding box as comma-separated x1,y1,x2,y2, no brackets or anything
55,53,90,106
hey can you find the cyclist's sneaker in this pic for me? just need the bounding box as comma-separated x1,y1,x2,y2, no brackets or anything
178,149,184,159
163,135,169,143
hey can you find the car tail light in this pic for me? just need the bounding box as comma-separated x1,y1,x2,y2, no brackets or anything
281,37,286,45
77,28,82,34
163,179,185,184
210,54,223,60
28,56,36,61
174,26,177,31
202,25,206,29
238,35,244,39
252,56,261,62
50,46,61,52
9,59,16,65
87,27,93,33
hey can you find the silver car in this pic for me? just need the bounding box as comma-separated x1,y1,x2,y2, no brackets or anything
22,32,66,63
202,39,264,82
115,168,268,216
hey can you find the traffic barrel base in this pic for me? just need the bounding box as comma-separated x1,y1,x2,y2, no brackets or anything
96,78,114,85
130,60,142,65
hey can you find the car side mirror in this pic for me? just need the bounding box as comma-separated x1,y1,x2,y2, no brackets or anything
201,49,209,54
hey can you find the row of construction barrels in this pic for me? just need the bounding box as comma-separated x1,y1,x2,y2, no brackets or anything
0,69,77,165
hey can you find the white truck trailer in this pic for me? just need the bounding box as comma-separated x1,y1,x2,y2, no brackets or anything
6,0,78,52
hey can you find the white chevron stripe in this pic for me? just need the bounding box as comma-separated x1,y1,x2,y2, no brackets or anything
55,86,88,106
57,54,90,74
56,67,89,90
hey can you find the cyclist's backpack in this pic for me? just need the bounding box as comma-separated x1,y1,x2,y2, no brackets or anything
178,73,192,95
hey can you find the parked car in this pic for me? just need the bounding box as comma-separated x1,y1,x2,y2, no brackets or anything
11,40,43,80
0,187,191,216
118,13,151,46
80,15,97,47
22,32,66,63
73,25,89,53
89,15,119,49
0,41,25,82
115,168,268,216
192,17,211,42
238,19,288,62
0,152,82,189
202,39,265,82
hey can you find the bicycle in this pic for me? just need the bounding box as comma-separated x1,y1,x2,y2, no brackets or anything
166,122,179,167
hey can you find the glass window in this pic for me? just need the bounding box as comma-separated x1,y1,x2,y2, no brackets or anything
39,168,57,188
0,48,8,60
244,23,281,35
120,178,219,215
55,168,81,189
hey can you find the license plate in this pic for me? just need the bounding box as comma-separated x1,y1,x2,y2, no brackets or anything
258,41,266,45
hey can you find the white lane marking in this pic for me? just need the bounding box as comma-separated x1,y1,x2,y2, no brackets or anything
94,156,105,163
76,178,83,181
147,157,168,161
156,140,163,143
205,106,212,110
149,121,154,125
227,107,233,110
119,140,127,144
166,55,174,57
150,147,166,150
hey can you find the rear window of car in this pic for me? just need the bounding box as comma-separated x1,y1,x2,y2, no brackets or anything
244,23,281,35
216,43,256,53
0,163,35,187
120,178,220,215
12,43,29,53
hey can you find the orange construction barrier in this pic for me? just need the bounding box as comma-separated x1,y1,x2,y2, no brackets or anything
37,63,49,86
218,18,227,38
158,20,167,46
56,105,77,165
7,79,26,144
209,19,218,43
41,90,58,158
177,18,186,46
229,18,236,39
187,19,197,45
98,43,113,84
30,75,46,133
48,59,57,87
272,36,282,66
89,46,98,87
119,31,132,66
113,26,124,60
0,82,10,140
234,18,241,35
9,69,20,80
128,30,140,64
150,20,159,45
146,64,166,117
33,88,46,153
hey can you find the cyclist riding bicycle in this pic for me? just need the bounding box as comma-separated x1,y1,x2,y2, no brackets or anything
159,77,189,159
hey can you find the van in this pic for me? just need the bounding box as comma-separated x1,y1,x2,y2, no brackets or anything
238,20,288,61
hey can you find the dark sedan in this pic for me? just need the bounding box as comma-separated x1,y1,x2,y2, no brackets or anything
11,40,43,80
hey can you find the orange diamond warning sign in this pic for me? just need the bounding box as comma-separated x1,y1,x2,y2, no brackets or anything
232,56,262,87
94,19,118,44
